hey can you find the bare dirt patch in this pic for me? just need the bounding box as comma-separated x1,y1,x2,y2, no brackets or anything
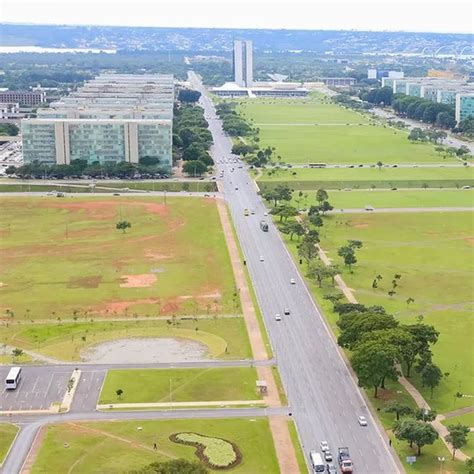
120,274,157,288
101,298,160,314
68,276,102,289
352,223,369,229
81,337,210,363
464,237,474,246
146,252,173,261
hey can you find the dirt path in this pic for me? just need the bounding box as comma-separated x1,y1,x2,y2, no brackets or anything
269,416,300,474
20,426,46,474
216,199,268,361
216,199,300,471
441,405,474,420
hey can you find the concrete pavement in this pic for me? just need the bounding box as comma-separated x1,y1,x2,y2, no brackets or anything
190,70,401,473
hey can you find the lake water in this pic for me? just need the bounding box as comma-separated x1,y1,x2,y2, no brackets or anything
0,46,116,54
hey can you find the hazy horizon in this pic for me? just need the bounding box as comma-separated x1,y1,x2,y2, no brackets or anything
2,0,473,35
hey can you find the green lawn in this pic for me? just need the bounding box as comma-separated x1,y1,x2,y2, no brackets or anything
291,189,474,209
318,212,474,413
287,421,307,474
442,412,474,427
0,318,252,362
31,418,280,473
0,196,237,320
99,368,261,404
0,423,19,465
238,95,368,124
238,96,450,165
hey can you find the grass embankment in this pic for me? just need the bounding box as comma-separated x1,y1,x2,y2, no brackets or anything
0,423,19,465
239,95,450,165
99,368,261,404
258,167,474,190
287,421,307,473
0,319,252,362
31,419,279,473
291,189,474,209
0,196,238,320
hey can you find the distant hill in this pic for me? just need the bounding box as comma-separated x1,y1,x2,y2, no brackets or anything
0,23,472,55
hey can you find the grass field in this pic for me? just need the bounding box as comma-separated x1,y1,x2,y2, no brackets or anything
32,418,280,473
287,421,307,474
99,368,261,404
0,318,252,361
0,423,18,465
238,96,449,165
0,196,238,320
442,412,474,427
258,166,474,191
291,189,474,209
317,212,474,413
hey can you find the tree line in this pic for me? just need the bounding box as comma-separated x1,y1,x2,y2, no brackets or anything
173,94,213,176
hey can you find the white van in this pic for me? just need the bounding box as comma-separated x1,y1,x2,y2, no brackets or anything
5,367,22,390
309,451,325,473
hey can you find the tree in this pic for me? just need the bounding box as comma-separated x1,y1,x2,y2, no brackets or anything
351,338,400,397
456,145,470,157
383,401,413,421
319,201,334,215
280,221,305,240
116,221,131,233
376,161,383,170
270,205,298,222
182,160,207,176
413,408,437,422
298,238,319,264
11,347,24,361
337,246,357,269
307,261,330,288
316,189,329,204
419,363,443,397
465,458,474,474
133,459,208,474
338,311,399,349
400,323,439,377
309,213,323,228
178,88,201,103
116,388,124,399
394,419,438,455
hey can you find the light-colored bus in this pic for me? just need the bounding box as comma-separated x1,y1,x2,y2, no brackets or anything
5,367,22,390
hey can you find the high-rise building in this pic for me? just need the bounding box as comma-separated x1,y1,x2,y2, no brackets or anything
233,40,253,87
21,74,174,171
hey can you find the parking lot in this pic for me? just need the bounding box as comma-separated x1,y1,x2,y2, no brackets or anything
0,366,72,411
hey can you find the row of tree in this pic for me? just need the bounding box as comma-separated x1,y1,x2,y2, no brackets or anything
391,94,456,129
0,123,19,136
172,95,213,177
215,102,254,137
6,157,169,180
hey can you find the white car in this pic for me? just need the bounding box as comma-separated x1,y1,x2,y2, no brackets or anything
290,278,296,285
324,451,333,462
320,441,329,452
259,255,264,262
275,313,282,321
284,308,290,315
358,415,368,426
263,212,268,216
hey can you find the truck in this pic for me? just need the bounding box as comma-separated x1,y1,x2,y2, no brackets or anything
338,447,353,473
260,220,269,232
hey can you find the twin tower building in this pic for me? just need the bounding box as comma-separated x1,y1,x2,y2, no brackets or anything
233,40,254,88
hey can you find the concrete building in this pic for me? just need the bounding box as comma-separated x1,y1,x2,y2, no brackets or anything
0,90,45,106
233,40,253,87
211,81,309,98
21,74,174,170
316,77,356,87
455,93,474,123
368,69,404,80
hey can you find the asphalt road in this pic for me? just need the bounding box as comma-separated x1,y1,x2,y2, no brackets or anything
190,70,401,473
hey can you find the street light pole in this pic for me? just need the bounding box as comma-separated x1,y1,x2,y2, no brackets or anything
438,456,445,474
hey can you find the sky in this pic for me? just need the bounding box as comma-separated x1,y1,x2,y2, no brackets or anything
1,0,473,34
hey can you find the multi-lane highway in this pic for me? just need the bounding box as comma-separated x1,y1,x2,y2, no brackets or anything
190,70,401,473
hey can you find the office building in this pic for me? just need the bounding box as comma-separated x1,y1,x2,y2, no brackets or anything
316,77,356,87
233,40,253,87
455,94,474,123
0,90,45,106
22,74,174,170
368,69,404,80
